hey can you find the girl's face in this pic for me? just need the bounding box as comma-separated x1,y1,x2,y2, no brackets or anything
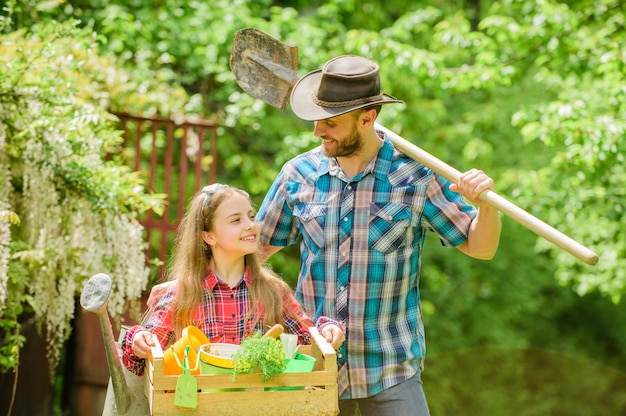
202,192,260,257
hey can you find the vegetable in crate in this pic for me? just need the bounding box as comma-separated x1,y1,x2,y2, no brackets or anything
232,331,286,381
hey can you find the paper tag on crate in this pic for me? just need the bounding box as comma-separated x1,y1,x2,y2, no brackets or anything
173,345,198,408
174,373,197,408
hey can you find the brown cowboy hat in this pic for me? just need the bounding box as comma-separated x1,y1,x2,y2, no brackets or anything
290,55,403,121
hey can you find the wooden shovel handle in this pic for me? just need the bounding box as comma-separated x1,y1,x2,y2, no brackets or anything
376,123,599,265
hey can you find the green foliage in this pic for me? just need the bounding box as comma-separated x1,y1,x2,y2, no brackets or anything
0,242,30,371
0,15,169,378
232,331,286,382
424,346,626,415
492,0,626,301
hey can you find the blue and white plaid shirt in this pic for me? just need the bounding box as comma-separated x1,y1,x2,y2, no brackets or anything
257,131,477,399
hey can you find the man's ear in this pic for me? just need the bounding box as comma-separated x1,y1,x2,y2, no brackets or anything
360,108,377,126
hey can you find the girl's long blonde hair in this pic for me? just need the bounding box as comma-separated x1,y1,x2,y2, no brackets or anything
168,185,305,339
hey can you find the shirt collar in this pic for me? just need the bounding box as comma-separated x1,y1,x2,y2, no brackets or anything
371,131,394,181
203,266,251,290
320,130,394,181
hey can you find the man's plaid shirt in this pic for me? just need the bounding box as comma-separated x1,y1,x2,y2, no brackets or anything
257,132,477,399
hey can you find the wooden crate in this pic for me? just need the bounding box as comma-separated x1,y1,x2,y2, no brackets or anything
145,327,338,416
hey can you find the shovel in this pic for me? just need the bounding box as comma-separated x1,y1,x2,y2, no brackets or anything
229,27,599,266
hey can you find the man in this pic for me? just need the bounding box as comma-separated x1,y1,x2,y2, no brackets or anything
255,55,501,415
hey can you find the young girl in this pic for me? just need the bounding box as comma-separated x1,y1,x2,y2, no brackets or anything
122,184,343,376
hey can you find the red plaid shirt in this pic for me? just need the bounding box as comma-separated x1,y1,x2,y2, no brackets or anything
122,267,335,376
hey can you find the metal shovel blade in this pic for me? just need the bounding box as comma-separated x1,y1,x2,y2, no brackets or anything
230,28,300,110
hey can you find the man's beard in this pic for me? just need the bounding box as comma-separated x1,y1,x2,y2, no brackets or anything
322,123,363,158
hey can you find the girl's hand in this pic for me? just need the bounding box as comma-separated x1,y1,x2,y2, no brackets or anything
321,324,345,350
131,330,156,359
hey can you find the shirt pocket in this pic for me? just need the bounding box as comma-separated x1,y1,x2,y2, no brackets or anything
200,320,226,343
369,202,416,254
294,202,327,252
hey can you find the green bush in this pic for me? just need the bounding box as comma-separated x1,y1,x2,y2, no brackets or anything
0,18,167,378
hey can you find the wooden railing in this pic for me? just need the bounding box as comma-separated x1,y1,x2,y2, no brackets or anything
116,113,218,281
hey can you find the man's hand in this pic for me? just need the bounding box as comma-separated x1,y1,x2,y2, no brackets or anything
449,168,494,207
147,281,174,308
321,324,345,350
451,168,502,260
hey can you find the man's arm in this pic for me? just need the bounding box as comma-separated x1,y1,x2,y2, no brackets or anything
456,204,501,259
146,281,173,308
258,242,284,262
450,169,502,260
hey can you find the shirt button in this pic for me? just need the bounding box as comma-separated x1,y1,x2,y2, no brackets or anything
231,314,235,318
343,217,348,222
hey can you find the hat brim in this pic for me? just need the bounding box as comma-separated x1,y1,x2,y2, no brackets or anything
290,69,403,122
